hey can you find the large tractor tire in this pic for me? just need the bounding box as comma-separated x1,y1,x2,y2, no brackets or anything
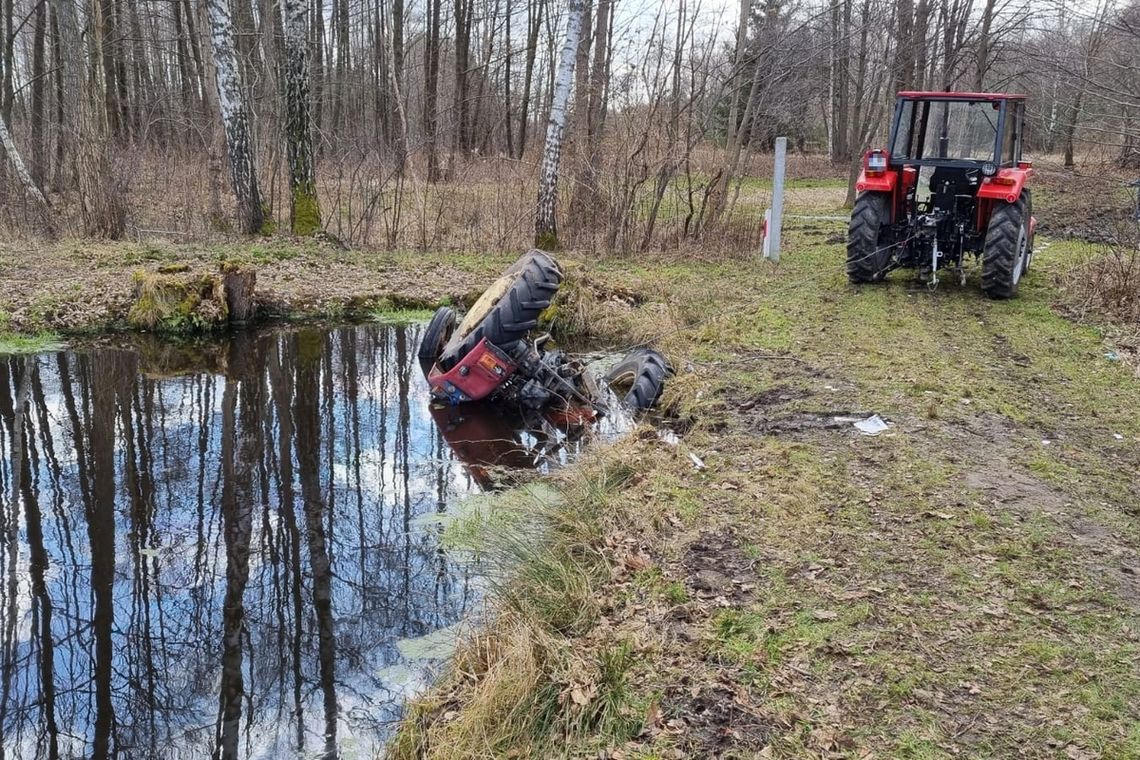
605,349,670,411
846,192,894,284
981,191,1030,300
438,250,562,370
417,306,457,371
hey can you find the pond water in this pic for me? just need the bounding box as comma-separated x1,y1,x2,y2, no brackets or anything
0,323,629,760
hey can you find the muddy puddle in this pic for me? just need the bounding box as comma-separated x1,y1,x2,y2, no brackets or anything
0,323,631,759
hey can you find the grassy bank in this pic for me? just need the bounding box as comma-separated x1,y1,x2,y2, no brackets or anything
391,228,1140,759
0,238,514,337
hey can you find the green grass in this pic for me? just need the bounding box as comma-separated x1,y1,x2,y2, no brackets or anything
0,330,64,354
368,306,435,324
393,224,1140,758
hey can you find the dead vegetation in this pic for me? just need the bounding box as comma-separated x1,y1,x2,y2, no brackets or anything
1063,238,1140,327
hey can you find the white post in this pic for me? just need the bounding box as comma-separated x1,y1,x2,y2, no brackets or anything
766,136,787,262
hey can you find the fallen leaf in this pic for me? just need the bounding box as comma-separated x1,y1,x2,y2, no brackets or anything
923,510,954,520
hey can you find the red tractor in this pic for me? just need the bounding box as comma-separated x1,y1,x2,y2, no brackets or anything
848,91,1037,298
418,250,669,415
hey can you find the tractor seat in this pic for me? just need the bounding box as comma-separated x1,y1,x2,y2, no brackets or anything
929,166,978,196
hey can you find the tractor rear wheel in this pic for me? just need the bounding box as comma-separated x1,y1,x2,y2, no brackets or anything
847,192,893,283
981,191,1029,299
437,250,562,370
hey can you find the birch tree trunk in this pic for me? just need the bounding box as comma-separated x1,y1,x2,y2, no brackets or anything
533,0,586,250
206,0,266,234
281,0,321,234
385,1,409,174
0,113,54,231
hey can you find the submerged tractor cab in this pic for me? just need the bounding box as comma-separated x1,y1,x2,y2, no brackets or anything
847,91,1037,298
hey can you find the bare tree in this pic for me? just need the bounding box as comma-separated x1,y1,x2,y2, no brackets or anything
534,0,587,249
51,0,124,238
282,0,321,234
0,113,53,228
515,0,545,159
206,0,266,234
424,0,442,181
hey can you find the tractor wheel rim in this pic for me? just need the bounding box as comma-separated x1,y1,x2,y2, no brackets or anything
1012,225,1026,286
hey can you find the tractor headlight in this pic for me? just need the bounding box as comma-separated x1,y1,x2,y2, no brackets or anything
981,161,997,177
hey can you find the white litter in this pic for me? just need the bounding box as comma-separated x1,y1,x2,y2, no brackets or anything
1114,434,1124,440
853,414,890,436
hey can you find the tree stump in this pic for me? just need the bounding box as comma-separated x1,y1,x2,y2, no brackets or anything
128,263,258,333
221,263,257,323
128,270,229,333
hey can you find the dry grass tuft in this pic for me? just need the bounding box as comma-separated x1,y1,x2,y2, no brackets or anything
1064,236,1140,326
545,263,679,348
388,442,670,759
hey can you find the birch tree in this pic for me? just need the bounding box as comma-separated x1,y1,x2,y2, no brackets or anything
205,0,265,234
0,113,54,231
281,0,321,234
534,0,587,249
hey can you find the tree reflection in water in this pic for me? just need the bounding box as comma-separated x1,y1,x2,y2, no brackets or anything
0,323,611,760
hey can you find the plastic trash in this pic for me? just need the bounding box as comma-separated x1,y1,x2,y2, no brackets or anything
853,414,890,436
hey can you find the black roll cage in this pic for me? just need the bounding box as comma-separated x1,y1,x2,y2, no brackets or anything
888,96,1024,169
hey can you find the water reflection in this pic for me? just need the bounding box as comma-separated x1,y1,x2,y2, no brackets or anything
0,324,622,759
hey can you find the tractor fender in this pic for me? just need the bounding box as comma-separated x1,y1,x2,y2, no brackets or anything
428,338,518,405
855,169,897,195
977,168,1032,204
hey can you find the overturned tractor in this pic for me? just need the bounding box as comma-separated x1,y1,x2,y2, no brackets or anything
417,250,668,418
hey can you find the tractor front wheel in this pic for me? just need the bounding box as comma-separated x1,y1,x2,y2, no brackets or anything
605,349,671,411
847,192,893,284
981,192,1029,300
417,306,457,372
